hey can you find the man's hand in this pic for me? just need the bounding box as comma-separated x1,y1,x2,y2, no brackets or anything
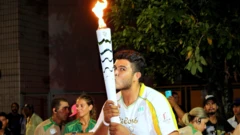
103,100,120,124
109,122,130,135
168,96,177,108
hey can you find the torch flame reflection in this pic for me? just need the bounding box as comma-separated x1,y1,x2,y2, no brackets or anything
92,0,108,29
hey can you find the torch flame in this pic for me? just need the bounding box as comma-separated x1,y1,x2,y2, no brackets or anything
92,0,108,28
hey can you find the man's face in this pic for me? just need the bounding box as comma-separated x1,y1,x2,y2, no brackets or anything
233,105,240,116
173,94,179,103
55,101,70,122
0,116,8,129
11,104,19,113
204,100,218,114
23,107,31,117
114,59,137,90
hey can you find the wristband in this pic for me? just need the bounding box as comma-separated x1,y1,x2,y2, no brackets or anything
103,119,110,126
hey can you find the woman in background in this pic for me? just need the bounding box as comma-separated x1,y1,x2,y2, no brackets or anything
179,107,209,135
64,94,96,134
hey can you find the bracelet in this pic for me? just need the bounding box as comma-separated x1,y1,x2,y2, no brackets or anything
103,119,110,126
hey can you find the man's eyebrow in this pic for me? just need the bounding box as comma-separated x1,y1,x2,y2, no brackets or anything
61,105,69,108
115,65,127,68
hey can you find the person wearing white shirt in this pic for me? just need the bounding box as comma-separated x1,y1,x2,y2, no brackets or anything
91,50,179,135
228,98,240,128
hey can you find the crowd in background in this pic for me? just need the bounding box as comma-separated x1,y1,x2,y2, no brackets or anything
0,92,239,135
0,49,240,135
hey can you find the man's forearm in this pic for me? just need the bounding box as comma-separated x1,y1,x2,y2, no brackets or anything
173,104,185,120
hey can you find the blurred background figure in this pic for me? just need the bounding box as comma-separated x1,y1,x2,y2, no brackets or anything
63,94,96,134
233,124,240,135
20,106,27,135
0,112,13,135
228,98,240,128
203,95,234,135
34,98,70,135
23,104,43,135
8,102,21,135
179,107,209,135
168,92,186,127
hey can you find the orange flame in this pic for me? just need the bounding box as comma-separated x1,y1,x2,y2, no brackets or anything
92,0,108,28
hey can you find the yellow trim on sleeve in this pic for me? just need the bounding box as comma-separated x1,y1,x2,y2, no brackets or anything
146,100,162,135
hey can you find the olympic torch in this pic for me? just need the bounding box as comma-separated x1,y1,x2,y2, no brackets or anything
92,0,120,123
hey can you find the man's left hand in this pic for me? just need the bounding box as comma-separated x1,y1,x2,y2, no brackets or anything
109,122,131,135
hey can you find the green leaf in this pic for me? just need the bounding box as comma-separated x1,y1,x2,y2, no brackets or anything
195,46,200,56
145,23,152,33
185,60,192,70
161,24,165,28
191,64,197,75
200,56,207,66
123,29,127,36
196,62,203,73
226,52,232,60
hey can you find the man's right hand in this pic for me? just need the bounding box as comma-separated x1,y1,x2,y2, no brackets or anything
103,100,120,124
109,122,131,135
168,96,177,108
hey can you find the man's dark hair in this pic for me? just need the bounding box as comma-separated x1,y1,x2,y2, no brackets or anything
114,50,146,74
23,104,34,112
11,102,19,109
0,112,8,119
51,98,68,111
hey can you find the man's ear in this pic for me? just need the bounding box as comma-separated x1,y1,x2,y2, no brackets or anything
135,72,141,80
53,108,57,113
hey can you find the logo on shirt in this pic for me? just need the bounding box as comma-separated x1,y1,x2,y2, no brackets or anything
137,106,144,112
162,112,171,123
120,117,138,124
50,128,57,135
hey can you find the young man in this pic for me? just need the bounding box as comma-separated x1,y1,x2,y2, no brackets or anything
34,98,70,135
23,104,43,135
203,95,234,135
228,98,240,128
0,112,12,135
92,50,179,135
8,102,21,135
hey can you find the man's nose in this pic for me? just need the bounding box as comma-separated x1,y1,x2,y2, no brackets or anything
114,69,118,76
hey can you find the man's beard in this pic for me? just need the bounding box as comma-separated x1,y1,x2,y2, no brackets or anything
116,79,132,91
12,109,18,113
117,84,131,91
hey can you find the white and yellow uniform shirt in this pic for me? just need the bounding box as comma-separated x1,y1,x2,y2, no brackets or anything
92,83,178,135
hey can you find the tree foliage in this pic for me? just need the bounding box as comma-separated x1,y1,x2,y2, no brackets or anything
107,0,240,115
